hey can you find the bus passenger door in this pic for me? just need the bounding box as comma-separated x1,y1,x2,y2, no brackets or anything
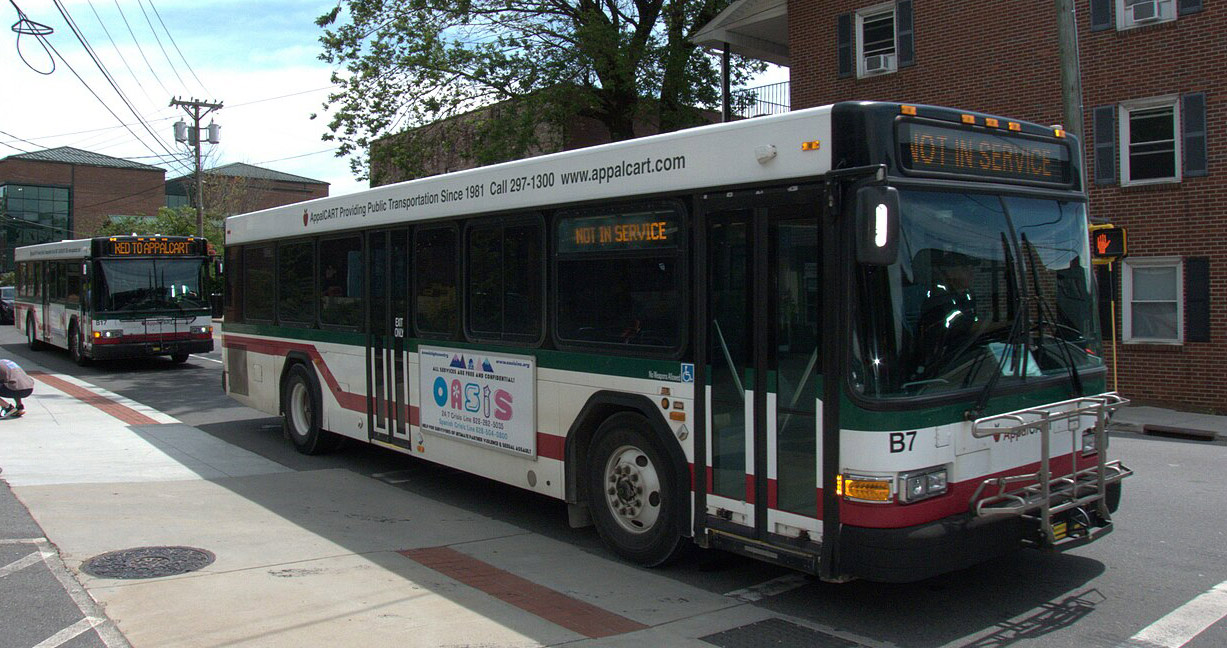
702,187,823,551
366,229,412,448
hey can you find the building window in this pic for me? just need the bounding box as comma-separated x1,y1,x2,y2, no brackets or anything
1119,97,1180,185
857,4,896,77
1117,0,1175,29
1123,257,1182,344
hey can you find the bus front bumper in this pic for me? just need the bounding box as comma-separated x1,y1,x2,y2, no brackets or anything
90,339,214,360
837,482,1120,583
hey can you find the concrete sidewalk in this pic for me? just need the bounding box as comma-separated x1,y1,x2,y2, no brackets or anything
1109,403,1226,440
0,357,781,647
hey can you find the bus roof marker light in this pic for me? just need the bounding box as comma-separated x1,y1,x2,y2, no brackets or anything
900,105,917,116
801,140,820,152
1054,128,1066,138
1008,122,1021,131
961,114,975,125
985,118,1000,128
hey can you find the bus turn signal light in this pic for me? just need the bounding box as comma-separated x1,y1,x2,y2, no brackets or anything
839,474,892,502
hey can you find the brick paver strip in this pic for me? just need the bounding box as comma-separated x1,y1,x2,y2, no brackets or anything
29,371,160,426
400,546,649,639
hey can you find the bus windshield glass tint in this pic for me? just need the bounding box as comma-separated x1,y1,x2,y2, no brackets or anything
851,189,1103,399
96,258,208,312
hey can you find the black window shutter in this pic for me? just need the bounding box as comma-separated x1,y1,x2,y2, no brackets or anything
1185,257,1210,342
1183,92,1207,177
1093,106,1117,185
837,13,853,78
1178,0,1203,16
896,1,914,67
1090,0,1113,31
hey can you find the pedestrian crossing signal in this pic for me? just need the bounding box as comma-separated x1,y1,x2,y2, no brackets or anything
1090,224,1126,264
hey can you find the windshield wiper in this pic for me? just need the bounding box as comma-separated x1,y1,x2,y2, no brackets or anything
1021,233,1083,397
967,233,1027,420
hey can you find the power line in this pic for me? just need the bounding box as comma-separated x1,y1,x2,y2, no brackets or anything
147,0,210,97
254,147,338,165
134,0,189,92
111,0,174,98
84,0,156,107
46,1,193,176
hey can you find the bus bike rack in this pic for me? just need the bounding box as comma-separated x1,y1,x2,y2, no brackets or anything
969,393,1133,549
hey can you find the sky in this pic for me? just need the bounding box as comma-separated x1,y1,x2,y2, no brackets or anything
0,0,788,200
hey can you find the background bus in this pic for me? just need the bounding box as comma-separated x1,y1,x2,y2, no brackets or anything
15,236,215,364
222,101,1129,582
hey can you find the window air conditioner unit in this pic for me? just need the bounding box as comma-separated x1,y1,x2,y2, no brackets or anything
864,54,893,74
1131,0,1160,22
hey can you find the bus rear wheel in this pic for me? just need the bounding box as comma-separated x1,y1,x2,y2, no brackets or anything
26,314,42,351
586,412,687,567
282,363,343,455
171,352,190,363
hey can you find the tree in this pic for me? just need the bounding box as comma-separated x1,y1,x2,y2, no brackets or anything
315,0,763,180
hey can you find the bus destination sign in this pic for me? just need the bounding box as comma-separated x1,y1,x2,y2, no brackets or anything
108,239,197,256
557,209,679,254
898,121,1072,185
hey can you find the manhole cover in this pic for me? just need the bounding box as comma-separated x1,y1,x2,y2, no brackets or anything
82,546,215,579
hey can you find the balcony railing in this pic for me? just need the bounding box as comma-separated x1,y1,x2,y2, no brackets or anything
731,81,790,119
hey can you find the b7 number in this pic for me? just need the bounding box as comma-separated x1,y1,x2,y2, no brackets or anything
890,431,916,453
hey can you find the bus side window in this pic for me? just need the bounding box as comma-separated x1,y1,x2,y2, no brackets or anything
464,215,543,344
319,235,363,328
277,240,316,326
224,246,243,323
413,226,458,338
243,245,276,322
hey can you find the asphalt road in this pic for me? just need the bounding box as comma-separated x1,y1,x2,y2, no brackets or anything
2,327,1226,648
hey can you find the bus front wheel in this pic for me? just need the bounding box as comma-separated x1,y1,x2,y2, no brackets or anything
282,363,342,455
586,412,687,567
69,322,89,366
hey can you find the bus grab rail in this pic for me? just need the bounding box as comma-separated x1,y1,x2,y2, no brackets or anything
968,393,1133,547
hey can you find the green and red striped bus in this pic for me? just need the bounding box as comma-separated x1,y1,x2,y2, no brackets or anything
221,101,1130,582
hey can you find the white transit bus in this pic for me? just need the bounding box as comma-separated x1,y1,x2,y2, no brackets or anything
15,236,215,364
222,101,1131,582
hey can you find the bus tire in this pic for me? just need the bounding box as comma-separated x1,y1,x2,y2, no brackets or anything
586,412,687,567
69,322,90,366
26,314,42,351
171,352,190,363
282,363,342,455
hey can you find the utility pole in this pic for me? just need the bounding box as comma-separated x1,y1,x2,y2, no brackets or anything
170,97,223,237
1055,1,1085,150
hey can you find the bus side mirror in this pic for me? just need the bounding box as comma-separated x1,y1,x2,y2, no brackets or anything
855,186,900,266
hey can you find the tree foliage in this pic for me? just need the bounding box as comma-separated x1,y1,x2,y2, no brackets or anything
315,0,763,180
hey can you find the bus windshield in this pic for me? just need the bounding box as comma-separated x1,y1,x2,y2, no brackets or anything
852,189,1104,399
95,258,208,312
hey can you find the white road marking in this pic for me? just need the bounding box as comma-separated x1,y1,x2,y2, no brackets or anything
1124,580,1227,647
0,551,42,578
192,354,223,364
35,539,128,648
0,537,46,544
723,573,811,602
33,617,101,648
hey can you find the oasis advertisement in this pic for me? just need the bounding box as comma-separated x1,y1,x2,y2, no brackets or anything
418,347,537,457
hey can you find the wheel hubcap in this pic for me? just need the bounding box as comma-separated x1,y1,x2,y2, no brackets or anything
603,444,662,535
290,382,311,436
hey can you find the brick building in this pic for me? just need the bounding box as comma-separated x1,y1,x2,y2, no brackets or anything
166,162,329,215
0,147,165,271
698,0,1223,411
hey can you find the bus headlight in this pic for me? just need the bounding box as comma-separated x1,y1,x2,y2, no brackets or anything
898,466,948,503
93,330,123,339
191,325,213,336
